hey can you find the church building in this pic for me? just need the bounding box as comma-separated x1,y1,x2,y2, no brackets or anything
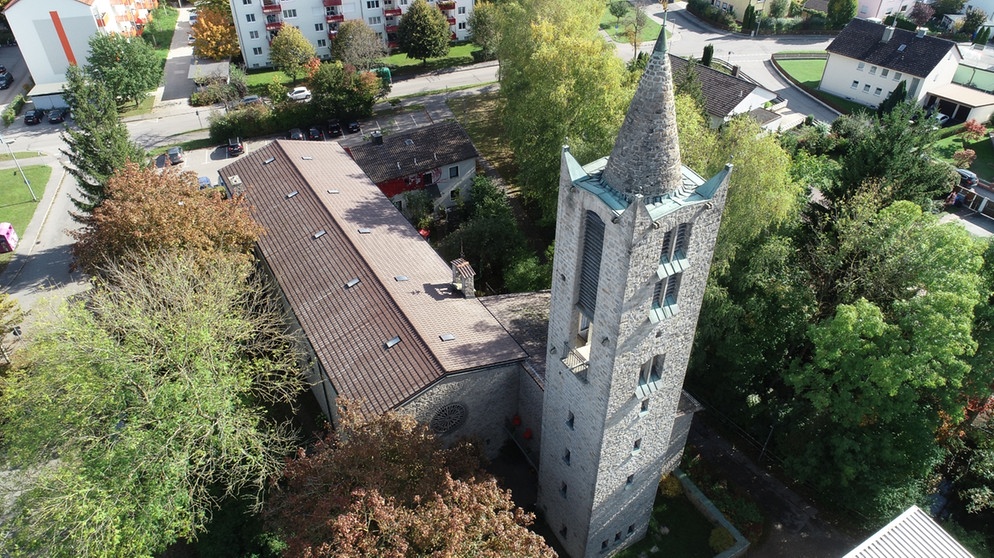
218,27,729,558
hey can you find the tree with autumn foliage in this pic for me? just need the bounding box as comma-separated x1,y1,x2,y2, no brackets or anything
264,404,555,557
70,163,263,273
962,119,988,143
192,5,240,60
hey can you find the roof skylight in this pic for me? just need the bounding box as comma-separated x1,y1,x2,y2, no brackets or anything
384,336,401,349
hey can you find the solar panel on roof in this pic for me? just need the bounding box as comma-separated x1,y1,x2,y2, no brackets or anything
385,336,401,349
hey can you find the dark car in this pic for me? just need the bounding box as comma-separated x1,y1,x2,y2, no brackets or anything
326,120,343,137
48,108,67,124
957,168,979,188
0,72,13,90
227,137,244,156
287,128,305,141
167,146,184,165
346,121,361,134
0,65,7,75
23,109,44,125
308,127,324,141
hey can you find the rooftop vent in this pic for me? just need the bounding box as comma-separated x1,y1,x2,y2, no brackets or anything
286,191,299,199
881,26,895,43
384,336,401,349
345,277,361,288
358,228,372,234
395,275,409,281
263,157,276,165
327,189,340,194
313,230,326,239
228,175,242,187
916,27,926,38
440,333,456,341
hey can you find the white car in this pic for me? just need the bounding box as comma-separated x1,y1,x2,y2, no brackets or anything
287,87,312,101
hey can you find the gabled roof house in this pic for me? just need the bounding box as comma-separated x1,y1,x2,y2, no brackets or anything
843,506,974,558
347,121,478,210
820,19,963,109
670,55,784,130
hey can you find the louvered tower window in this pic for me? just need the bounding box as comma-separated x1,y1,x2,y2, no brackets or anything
577,211,605,318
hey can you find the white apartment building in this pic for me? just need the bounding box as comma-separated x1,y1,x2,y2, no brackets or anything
228,0,473,69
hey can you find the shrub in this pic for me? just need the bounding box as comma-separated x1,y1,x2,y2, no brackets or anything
953,149,977,168
709,527,736,553
1,94,25,127
961,118,987,142
659,474,683,498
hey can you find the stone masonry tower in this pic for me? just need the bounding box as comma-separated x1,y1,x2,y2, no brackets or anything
537,28,732,558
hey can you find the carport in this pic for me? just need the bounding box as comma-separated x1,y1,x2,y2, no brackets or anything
926,83,994,124
26,82,68,110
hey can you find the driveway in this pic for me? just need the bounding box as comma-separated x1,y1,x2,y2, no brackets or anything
159,7,198,103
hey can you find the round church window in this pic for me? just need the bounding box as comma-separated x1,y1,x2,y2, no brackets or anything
430,402,468,435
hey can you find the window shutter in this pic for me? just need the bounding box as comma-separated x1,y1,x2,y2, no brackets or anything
577,211,605,318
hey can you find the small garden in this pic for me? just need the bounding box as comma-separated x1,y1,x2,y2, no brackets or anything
774,55,875,115
934,120,994,180
0,165,52,271
616,474,735,558
599,1,664,44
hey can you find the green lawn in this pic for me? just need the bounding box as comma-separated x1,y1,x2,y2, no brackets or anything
935,133,994,182
599,4,665,43
0,152,42,162
0,165,54,270
776,57,872,115
615,486,717,558
145,6,180,63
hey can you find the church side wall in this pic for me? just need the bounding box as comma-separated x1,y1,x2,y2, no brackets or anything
400,362,521,459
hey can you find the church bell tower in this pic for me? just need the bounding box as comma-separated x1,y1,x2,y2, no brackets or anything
537,27,732,558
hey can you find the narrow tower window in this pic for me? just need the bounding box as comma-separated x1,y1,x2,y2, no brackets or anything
637,355,666,398
560,482,568,498
566,411,575,430
577,211,605,318
563,449,571,465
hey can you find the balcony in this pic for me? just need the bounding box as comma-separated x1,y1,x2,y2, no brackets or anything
384,7,402,16
265,20,283,31
560,344,589,383
326,13,345,22
446,15,456,24
323,0,343,5
261,0,282,14
385,24,398,32
437,0,456,9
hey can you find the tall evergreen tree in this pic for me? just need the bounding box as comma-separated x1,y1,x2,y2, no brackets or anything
876,80,907,117
701,43,714,67
397,0,451,64
60,65,148,216
827,0,857,28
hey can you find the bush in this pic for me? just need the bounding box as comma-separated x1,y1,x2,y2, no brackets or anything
953,149,977,168
708,527,736,553
659,474,683,498
1,94,25,127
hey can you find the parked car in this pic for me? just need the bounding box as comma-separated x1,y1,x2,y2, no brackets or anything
287,128,305,141
287,87,311,101
346,121,361,134
326,120,343,137
227,137,244,156
933,113,951,127
198,176,212,190
48,108,67,124
0,64,8,75
167,146,185,165
308,127,324,141
23,109,44,125
0,72,14,90
188,33,195,45
241,95,262,106
957,168,979,188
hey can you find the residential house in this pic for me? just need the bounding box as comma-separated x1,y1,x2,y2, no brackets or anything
3,0,156,87
229,0,473,70
347,121,478,212
843,506,974,557
670,55,784,130
855,0,913,20
821,19,970,113
707,0,768,26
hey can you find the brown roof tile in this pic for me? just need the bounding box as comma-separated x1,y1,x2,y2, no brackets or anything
220,140,525,414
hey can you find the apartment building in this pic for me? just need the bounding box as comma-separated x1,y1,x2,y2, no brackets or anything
3,0,158,86
229,0,473,69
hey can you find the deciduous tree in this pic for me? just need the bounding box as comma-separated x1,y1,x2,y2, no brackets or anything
192,5,240,60
310,61,382,119
70,163,263,273
499,0,630,223
827,0,857,27
609,0,631,27
331,20,387,70
264,405,554,557
60,65,148,214
269,25,317,84
963,7,987,35
468,1,505,61
909,1,935,25
397,0,452,63
962,118,987,142
933,0,966,17
86,32,161,105
0,251,304,557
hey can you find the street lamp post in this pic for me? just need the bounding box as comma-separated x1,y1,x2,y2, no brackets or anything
0,134,36,202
